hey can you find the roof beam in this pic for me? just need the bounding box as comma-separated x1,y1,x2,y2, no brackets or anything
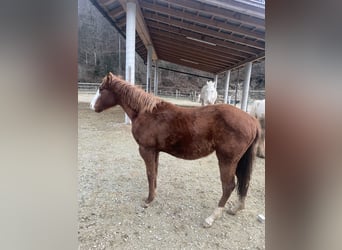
149,28,248,60
151,35,241,64
159,57,221,73
158,0,265,29
146,21,262,55
144,12,265,50
196,0,264,19
154,46,232,68
98,0,116,6
140,1,264,41
218,52,265,73
157,52,223,73
108,6,125,17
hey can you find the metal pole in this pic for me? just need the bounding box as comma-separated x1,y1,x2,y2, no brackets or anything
118,36,121,75
235,69,239,106
241,62,252,112
125,0,136,124
146,45,152,92
214,74,218,89
154,60,159,95
224,70,231,104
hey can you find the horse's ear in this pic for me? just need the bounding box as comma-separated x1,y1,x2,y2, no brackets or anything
106,72,114,84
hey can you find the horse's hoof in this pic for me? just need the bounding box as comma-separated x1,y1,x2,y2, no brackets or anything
141,200,149,208
227,204,244,215
227,209,237,215
203,221,212,228
141,198,153,208
203,218,214,228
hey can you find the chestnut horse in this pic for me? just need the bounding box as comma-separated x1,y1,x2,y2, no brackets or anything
90,73,260,227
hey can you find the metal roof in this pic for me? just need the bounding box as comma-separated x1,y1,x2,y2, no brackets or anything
90,0,265,74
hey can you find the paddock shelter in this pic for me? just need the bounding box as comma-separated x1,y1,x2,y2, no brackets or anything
89,0,265,118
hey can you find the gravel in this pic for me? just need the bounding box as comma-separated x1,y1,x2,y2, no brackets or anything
78,100,265,250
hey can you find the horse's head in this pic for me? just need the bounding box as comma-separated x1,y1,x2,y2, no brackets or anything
206,80,215,89
90,72,118,112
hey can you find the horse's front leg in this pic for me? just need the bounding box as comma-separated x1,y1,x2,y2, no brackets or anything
139,146,159,207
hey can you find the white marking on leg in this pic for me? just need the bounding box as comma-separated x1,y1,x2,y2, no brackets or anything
203,207,224,228
90,89,100,110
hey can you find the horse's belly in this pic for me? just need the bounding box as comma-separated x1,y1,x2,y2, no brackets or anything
162,141,214,160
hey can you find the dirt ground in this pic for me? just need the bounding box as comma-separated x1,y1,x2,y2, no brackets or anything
78,94,265,250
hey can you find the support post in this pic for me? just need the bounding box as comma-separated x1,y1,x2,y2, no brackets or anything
118,36,121,75
146,45,152,92
124,0,136,124
241,62,252,112
154,60,159,95
214,74,218,89
224,70,231,104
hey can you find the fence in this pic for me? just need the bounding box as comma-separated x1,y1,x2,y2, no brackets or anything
158,89,265,104
78,83,265,104
78,83,100,92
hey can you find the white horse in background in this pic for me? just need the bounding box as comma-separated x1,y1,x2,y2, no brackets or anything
249,99,265,158
199,80,217,106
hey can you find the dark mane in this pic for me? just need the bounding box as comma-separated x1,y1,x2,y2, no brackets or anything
109,76,163,113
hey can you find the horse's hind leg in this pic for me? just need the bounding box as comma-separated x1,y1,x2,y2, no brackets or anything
139,147,158,208
227,197,246,215
204,158,236,228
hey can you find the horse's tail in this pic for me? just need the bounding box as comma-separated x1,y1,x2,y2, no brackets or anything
235,124,260,199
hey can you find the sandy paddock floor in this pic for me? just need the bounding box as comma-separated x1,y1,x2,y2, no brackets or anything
78,94,265,249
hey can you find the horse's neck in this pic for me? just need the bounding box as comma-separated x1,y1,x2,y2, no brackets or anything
113,85,139,121
119,101,138,120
